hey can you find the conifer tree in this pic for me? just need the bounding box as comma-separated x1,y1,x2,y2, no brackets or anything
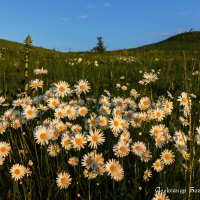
91,36,106,53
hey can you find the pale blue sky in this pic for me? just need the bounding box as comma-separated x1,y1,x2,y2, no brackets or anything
0,0,200,51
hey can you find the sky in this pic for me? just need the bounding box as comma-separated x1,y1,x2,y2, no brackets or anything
0,0,200,52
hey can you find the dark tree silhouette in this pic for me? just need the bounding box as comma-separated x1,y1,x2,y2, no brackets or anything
91,36,106,53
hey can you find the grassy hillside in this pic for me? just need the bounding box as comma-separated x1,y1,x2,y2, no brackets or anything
132,31,200,53
0,32,200,98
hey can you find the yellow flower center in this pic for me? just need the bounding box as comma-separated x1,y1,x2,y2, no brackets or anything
154,129,159,136
80,84,86,90
15,169,20,175
156,112,161,117
155,162,160,168
116,110,121,115
52,101,58,106
59,86,65,92
75,138,82,145
61,177,68,185
64,140,68,145
110,164,116,172
66,110,71,114
114,120,119,127
92,135,98,141
0,146,6,153
87,159,92,165
135,145,141,151
40,133,47,139
119,146,126,152
182,97,187,103
33,82,39,87
164,154,171,160
27,109,33,116
53,130,58,136
58,112,63,117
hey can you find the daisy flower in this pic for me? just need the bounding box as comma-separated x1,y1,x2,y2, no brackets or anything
152,191,170,200
147,109,154,120
54,107,65,119
47,98,60,109
182,151,190,160
109,116,124,133
112,97,126,108
161,149,175,165
111,166,124,182
112,106,123,116
68,157,79,166
56,172,72,189
150,125,162,137
81,153,96,169
105,159,124,181
155,135,166,148
0,142,11,157
0,96,6,105
119,132,132,144
22,96,33,107
29,79,43,90
143,168,152,182
130,89,139,98
138,97,151,110
98,115,108,127
83,169,97,179
11,119,22,129
143,72,158,83
177,92,189,106
93,164,105,175
23,105,38,120
0,156,5,165
93,152,104,165
140,150,152,162
61,135,72,150
99,105,111,115
78,106,88,117
99,95,110,106
131,117,142,128
87,128,105,149
64,105,76,120
12,98,23,107
105,159,121,176
179,116,189,126
114,141,130,157
71,133,87,151
12,110,22,120
139,112,148,122
163,100,173,114
152,159,164,172
132,141,146,156
71,124,82,134
34,67,48,75
55,81,71,97
74,80,90,94
10,164,26,181
4,109,14,120
153,108,165,121
34,125,52,145
47,144,60,157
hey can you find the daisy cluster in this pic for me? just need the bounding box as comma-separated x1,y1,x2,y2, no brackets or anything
0,68,199,199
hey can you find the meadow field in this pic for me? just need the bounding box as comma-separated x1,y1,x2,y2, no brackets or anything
0,34,200,200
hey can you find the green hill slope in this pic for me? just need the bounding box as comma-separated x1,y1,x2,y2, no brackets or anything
132,31,200,53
